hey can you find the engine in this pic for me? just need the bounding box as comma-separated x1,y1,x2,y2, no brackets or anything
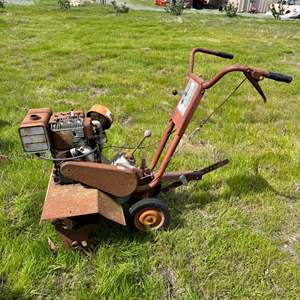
19,104,113,184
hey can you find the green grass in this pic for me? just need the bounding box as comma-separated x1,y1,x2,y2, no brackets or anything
1,2,300,299
126,0,156,8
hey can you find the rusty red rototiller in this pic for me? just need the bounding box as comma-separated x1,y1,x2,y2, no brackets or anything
19,48,292,249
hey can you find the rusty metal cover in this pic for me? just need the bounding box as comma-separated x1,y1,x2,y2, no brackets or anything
40,176,126,226
19,108,52,153
87,104,114,123
20,108,52,127
60,161,138,197
48,111,84,150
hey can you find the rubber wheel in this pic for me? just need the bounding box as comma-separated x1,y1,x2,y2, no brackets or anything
128,198,170,232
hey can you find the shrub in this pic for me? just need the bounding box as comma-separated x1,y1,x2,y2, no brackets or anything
0,0,5,8
165,0,184,15
58,0,71,10
224,1,238,17
111,0,130,13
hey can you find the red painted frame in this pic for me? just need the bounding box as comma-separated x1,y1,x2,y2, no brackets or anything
136,48,284,192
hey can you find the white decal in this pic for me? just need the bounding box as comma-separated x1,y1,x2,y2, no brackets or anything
177,79,198,116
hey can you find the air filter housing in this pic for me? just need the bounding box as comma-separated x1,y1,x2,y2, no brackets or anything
19,108,52,153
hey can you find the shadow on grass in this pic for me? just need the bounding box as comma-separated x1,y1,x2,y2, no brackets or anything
163,172,299,230
85,174,277,247
0,274,29,300
56,172,298,252
92,219,156,246
0,119,10,128
227,173,299,201
61,214,156,252
226,173,273,196
0,138,16,155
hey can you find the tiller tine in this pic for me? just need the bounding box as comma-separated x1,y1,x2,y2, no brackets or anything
161,159,229,191
54,219,100,250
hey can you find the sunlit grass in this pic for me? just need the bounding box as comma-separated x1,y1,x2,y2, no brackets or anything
0,2,300,299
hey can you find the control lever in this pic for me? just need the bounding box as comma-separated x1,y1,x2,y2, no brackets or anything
131,130,152,156
244,72,267,102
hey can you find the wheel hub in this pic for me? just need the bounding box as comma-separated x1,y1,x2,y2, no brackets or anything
134,208,165,231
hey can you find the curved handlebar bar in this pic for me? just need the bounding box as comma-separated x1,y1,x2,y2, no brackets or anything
188,47,234,75
189,48,293,88
201,64,293,89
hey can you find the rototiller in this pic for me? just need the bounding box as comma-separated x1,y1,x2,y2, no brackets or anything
19,48,292,249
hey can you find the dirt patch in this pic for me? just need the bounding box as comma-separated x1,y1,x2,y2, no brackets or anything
282,229,300,263
62,86,88,94
56,99,77,106
176,134,226,161
90,86,110,96
35,86,57,97
293,182,300,194
158,266,182,300
119,115,135,128
157,68,171,76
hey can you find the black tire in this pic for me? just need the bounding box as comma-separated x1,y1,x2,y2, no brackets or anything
128,198,170,232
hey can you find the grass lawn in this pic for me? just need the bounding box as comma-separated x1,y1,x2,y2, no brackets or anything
125,0,156,8
0,2,300,299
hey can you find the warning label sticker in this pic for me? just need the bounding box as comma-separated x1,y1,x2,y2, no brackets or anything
177,79,199,116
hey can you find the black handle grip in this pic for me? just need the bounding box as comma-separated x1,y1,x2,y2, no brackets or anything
189,48,234,75
266,72,293,83
197,48,234,59
215,51,234,59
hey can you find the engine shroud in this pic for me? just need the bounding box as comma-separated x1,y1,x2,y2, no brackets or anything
19,107,111,185
49,111,93,151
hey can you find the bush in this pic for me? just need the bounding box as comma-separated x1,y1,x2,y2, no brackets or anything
111,0,129,13
224,1,238,17
165,0,184,15
58,0,71,10
0,0,5,8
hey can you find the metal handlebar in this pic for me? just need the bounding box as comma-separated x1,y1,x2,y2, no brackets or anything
188,47,234,75
138,49,293,193
201,64,293,90
188,48,293,88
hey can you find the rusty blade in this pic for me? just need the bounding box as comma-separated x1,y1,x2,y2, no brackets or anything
54,220,101,250
61,161,138,197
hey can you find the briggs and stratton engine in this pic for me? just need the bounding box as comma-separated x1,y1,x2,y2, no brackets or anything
19,104,113,184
